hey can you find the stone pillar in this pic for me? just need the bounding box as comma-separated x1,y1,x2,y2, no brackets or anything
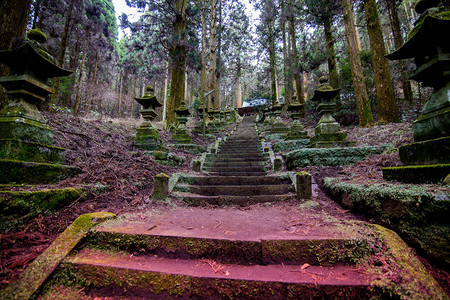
296,171,312,200
153,173,170,200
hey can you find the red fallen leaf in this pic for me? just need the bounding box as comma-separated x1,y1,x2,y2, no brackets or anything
301,263,311,270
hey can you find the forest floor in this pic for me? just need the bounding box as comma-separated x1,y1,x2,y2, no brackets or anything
0,111,448,296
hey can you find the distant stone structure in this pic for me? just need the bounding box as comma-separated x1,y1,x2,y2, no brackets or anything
269,103,289,133
383,0,450,183
285,96,309,140
310,77,355,148
0,29,79,183
134,85,163,150
170,101,205,153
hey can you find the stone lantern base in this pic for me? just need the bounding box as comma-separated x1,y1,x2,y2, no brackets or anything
134,125,162,150
311,113,355,148
285,121,308,140
0,101,80,184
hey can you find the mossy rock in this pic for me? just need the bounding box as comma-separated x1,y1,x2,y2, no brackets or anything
0,159,80,184
0,187,85,230
383,163,450,184
0,139,65,164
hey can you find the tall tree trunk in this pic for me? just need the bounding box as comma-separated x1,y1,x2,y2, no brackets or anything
166,0,187,128
51,0,77,106
201,0,208,111
288,16,305,117
31,0,41,29
163,61,170,123
323,14,339,89
386,0,413,103
364,0,399,123
268,20,277,106
85,51,98,115
73,49,86,116
216,0,222,109
209,0,218,111
281,1,292,107
341,0,374,126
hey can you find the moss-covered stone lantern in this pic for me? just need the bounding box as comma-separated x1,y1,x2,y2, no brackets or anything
269,103,289,133
383,0,450,183
311,76,354,148
134,85,163,150
0,29,79,184
286,96,308,140
207,108,218,134
172,100,193,144
194,105,209,134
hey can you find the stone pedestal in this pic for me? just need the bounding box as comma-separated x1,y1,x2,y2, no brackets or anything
172,101,193,144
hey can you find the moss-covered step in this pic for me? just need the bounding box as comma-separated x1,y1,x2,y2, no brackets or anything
273,139,311,152
0,139,65,164
399,136,450,165
285,145,389,168
324,177,450,267
167,143,205,154
0,159,80,184
383,163,450,184
0,212,115,300
16,206,446,299
144,150,186,167
0,187,85,230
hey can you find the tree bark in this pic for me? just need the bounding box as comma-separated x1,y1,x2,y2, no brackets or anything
73,49,86,116
323,14,339,89
208,0,218,110
268,20,277,106
166,0,187,128
281,0,292,106
201,0,208,111
386,0,413,103
163,61,170,123
288,16,305,117
341,0,374,126
364,0,399,123
85,51,98,114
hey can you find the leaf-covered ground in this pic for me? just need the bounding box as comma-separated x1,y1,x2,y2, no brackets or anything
0,112,448,295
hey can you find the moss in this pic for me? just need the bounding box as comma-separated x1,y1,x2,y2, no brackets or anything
324,177,450,267
27,29,47,43
0,159,80,184
383,163,450,184
368,224,446,298
0,139,65,164
1,212,115,300
0,187,85,230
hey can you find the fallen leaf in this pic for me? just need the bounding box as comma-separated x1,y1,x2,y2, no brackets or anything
301,263,310,270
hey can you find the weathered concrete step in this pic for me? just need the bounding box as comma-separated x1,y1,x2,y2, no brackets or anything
173,192,293,205
208,171,268,176
174,184,293,196
208,157,267,163
176,175,292,185
57,249,374,299
204,166,267,173
218,147,262,152
88,227,366,266
217,151,264,156
204,161,267,168
207,153,269,159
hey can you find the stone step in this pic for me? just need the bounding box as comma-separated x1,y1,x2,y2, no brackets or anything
208,171,268,176
173,193,293,205
204,161,267,168
208,157,267,163
173,184,293,196
204,166,267,173
58,249,374,299
176,175,292,186
217,151,264,156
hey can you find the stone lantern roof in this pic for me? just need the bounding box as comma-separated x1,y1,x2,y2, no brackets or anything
310,76,340,102
135,85,162,109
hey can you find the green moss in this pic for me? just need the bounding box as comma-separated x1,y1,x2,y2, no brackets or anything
27,29,47,43
0,139,65,164
0,187,85,230
383,163,450,184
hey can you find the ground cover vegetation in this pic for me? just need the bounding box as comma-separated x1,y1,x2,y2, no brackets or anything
0,0,449,297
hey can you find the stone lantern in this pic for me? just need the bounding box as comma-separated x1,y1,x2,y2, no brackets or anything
383,0,450,183
0,29,79,184
311,76,354,148
172,100,193,144
134,85,162,150
286,96,308,140
269,103,289,133
194,105,209,134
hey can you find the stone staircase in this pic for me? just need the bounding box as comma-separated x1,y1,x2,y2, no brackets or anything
171,116,296,206
3,116,445,299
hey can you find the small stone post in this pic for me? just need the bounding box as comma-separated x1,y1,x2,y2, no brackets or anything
296,171,312,200
153,173,170,200
273,158,282,172
193,160,202,172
